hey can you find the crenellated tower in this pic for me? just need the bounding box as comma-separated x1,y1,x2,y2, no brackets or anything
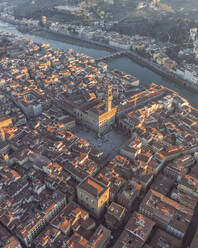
105,87,113,112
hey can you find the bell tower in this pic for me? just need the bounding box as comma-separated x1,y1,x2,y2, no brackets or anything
105,87,113,112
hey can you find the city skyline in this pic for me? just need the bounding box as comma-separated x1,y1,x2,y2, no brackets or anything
0,1,198,248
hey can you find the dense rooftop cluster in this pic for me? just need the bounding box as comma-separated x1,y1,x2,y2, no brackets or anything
0,31,198,248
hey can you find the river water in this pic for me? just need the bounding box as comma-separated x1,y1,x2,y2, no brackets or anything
0,21,197,108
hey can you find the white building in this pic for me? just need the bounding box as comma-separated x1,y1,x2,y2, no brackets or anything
109,40,131,50
176,68,198,84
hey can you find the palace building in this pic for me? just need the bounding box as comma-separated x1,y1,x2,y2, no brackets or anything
77,176,109,218
62,87,117,135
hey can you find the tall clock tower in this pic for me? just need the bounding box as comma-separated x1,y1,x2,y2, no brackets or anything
105,87,113,112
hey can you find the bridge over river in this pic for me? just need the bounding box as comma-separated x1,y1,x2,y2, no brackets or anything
95,51,128,62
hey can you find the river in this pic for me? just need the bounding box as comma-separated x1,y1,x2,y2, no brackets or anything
0,20,197,108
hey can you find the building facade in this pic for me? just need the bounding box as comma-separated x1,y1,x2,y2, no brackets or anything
77,176,109,218
63,87,117,135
